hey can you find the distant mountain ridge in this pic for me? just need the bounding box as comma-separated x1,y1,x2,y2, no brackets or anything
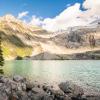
0,14,100,60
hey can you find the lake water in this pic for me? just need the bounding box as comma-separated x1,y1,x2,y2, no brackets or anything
2,60,100,94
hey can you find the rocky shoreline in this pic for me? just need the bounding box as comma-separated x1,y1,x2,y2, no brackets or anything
15,50,100,60
0,75,100,100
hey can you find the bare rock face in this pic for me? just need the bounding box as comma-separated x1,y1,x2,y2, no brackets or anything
67,32,83,43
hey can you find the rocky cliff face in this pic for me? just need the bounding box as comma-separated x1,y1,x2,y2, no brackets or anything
51,25,100,48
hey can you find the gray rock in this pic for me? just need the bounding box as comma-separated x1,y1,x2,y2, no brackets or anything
0,75,100,100
26,82,34,91
13,75,25,82
42,94,54,100
31,87,52,100
0,77,9,83
16,90,23,97
59,81,84,96
42,85,52,92
0,93,8,100
86,95,100,100
5,87,11,95
32,87,45,94
21,95,29,100
52,90,65,100
8,93,19,100
17,83,22,91
11,83,17,90
27,91,33,97
64,95,71,100
31,94,42,100
21,83,26,91
0,91,8,100
0,83,3,87
81,95,87,100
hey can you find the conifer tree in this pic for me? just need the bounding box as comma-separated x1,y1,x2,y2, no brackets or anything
0,34,4,66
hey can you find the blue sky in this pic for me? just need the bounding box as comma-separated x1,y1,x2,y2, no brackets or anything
0,0,99,32
0,0,84,18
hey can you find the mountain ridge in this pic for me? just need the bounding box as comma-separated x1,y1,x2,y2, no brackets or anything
0,15,47,59
0,14,100,60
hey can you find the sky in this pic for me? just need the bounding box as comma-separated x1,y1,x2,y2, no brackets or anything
0,0,84,18
0,0,100,31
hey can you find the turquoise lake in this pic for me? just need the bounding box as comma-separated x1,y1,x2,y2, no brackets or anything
2,60,100,94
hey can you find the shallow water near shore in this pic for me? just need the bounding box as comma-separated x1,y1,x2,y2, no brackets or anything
2,60,100,94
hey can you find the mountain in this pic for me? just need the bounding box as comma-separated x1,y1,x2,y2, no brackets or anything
89,19,100,27
0,14,100,60
0,14,50,59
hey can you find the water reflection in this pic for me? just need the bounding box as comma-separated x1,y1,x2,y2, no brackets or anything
31,61,63,83
3,60,100,92
4,60,33,79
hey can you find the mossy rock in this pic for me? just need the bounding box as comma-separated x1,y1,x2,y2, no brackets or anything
15,56,23,60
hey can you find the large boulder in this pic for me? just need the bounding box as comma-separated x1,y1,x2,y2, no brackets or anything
59,81,84,96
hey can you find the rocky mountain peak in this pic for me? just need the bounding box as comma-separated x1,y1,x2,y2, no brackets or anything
0,14,21,23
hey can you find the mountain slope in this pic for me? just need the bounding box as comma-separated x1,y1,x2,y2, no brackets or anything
0,15,100,60
0,15,49,59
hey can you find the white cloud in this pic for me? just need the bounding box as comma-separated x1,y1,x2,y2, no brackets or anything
29,15,43,26
42,3,83,31
66,4,71,7
83,0,100,17
29,0,100,32
18,11,29,19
